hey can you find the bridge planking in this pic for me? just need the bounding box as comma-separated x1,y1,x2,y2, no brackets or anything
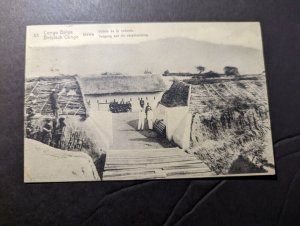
104,147,213,180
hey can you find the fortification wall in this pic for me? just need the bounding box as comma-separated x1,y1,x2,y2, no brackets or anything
155,104,191,149
172,113,192,149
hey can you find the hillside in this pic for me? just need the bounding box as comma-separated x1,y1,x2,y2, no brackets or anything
26,38,264,76
185,75,273,174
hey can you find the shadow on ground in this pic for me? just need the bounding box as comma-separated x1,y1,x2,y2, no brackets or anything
127,119,176,148
228,155,267,174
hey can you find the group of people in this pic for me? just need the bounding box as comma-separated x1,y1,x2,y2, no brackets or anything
25,105,36,139
38,89,67,148
109,99,132,113
89,95,157,112
25,111,67,149
26,87,108,180
138,98,154,130
25,88,67,149
40,117,67,148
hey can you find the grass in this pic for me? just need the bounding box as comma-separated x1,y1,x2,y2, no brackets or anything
189,81,272,175
160,80,190,107
25,116,105,162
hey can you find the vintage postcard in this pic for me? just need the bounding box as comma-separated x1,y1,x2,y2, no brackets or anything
24,22,275,182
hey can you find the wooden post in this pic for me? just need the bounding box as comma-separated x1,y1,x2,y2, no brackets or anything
74,105,82,116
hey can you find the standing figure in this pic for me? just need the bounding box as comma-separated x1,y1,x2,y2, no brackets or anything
54,117,66,149
26,121,34,139
128,101,132,112
26,105,35,121
26,105,35,138
245,108,258,130
209,116,219,137
224,111,232,129
145,103,152,116
140,97,145,109
257,105,267,121
232,110,241,129
220,112,227,129
138,108,146,130
51,118,58,147
147,108,154,130
50,89,59,118
94,149,107,181
97,99,100,110
220,111,231,130
42,119,53,145
87,99,91,108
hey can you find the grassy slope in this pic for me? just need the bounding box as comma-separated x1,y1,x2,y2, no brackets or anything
186,75,273,174
160,80,190,107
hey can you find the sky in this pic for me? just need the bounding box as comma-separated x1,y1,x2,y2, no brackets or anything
26,22,263,49
25,22,265,77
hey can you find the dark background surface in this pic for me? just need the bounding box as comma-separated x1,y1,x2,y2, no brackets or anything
0,0,300,225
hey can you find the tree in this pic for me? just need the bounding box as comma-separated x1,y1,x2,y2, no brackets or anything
224,66,240,76
163,70,170,76
196,66,205,74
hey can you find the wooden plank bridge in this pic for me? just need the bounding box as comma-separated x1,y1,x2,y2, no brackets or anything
103,147,213,180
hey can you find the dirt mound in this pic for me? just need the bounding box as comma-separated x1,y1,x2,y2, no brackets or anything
160,81,190,107
24,138,100,182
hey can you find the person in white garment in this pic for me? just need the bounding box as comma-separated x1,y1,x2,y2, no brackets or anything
147,108,154,130
138,107,146,130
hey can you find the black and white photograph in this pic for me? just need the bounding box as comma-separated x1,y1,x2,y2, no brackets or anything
24,22,275,182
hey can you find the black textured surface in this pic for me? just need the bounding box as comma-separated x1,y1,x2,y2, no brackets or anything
1,0,300,225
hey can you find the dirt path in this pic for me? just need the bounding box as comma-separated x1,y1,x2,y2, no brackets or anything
111,112,175,150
